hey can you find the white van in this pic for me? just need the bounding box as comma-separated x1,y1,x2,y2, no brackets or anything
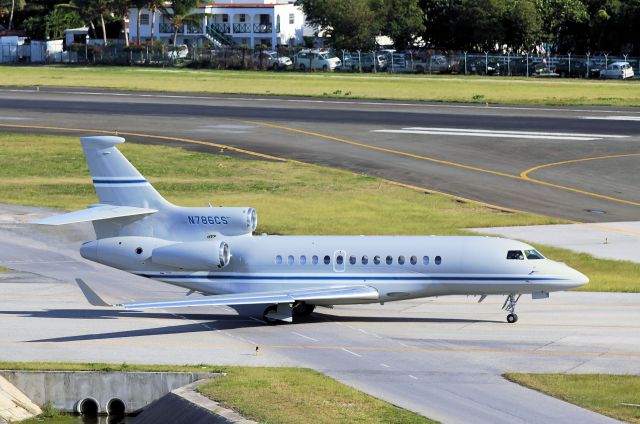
599,62,635,79
294,50,342,71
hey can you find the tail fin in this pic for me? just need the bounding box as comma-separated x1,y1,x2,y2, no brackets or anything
81,136,170,209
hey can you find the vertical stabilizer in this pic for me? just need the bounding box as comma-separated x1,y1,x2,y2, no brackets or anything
80,136,170,209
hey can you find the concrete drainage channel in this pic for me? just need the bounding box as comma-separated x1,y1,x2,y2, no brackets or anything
0,371,255,423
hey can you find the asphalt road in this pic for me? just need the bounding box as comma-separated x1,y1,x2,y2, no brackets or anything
0,87,639,222
0,205,635,424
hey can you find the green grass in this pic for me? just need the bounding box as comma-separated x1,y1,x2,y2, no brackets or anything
197,367,433,424
0,362,435,424
0,266,8,272
505,373,640,423
0,132,636,292
1,66,639,106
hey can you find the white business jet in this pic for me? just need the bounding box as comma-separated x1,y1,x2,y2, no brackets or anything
34,136,588,323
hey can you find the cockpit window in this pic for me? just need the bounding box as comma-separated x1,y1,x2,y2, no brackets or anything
506,250,524,260
525,249,545,260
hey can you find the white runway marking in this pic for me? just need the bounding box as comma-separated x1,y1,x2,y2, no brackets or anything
0,116,26,120
292,331,319,342
581,116,640,121
374,127,628,141
342,348,363,357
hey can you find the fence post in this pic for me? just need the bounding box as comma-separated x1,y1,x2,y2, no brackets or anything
357,50,361,73
526,52,529,77
568,52,571,76
605,53,608,69
507,51,510,76
586,52,590,78
484,51,488,75
390,52,393,73
464,51,467,75
372,51,376,73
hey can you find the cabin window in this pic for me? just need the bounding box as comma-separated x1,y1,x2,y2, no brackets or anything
349,255,356,265
386,255,393,265
525,249,544,260
336,255,344,265
312,255,318,265
275,255,283,264
398,255,405,265
373,255,381,265
324,255,331,265
288,255,294,265
362,255,368,265
300,255,307,265
435,256,442,265
422,256,429,265
410,255,417,265
507,250,524,260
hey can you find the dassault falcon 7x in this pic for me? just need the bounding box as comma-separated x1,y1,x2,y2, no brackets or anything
34,136,588,323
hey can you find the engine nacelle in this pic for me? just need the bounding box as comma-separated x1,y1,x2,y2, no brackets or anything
151,240,231,269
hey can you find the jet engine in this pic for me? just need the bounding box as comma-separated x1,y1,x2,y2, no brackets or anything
151,240,231,269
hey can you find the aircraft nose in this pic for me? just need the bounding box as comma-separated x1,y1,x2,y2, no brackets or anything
564,266,589,289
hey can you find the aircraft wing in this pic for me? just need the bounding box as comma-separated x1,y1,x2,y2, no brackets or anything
32,205,157,225
75,279,378,309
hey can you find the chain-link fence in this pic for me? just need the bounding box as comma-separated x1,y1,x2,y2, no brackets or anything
2,43,639,79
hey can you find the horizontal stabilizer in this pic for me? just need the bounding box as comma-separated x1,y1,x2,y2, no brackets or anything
32,204,157,225
121,285,379,310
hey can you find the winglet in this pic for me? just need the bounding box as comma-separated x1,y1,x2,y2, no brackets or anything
75,278,113,307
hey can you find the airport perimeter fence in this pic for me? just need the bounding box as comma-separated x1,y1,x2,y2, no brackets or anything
2,42,639,79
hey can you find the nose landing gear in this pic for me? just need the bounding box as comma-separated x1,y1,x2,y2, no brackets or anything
502,294,521,323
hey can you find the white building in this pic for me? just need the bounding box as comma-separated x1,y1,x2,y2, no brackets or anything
129,0,309,48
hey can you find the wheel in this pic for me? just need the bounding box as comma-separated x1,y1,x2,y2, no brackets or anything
416,65,424,74
263,305,279,324
293,302,315,317
298,63,306,71
322,64,328,72
272,63,279,71
506,313,518,323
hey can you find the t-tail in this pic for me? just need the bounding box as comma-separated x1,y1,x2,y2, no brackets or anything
82,136,170,209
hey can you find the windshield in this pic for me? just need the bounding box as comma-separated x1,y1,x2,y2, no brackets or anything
326,52,337,59
507,250,524,260
525,249,545,260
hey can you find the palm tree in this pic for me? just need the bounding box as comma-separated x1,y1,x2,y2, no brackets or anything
161,0,199,50
147,0,163,46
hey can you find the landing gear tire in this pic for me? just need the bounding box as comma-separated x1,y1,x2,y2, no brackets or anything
263,305,279,325
506,313,518,323
293,302,315,317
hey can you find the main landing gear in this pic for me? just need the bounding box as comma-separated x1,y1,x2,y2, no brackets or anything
502,294,521,323
263,302,316,324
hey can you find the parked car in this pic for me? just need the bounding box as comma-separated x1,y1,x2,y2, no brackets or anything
255,50,292,70
167,44,189,59
294,50,342,71
599,62,635,79
414,55,451,74
555,59,586,78
504,58,545,76
461,56,501,75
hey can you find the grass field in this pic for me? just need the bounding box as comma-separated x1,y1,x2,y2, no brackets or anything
0,66,639,106
1,362,434,424
505,373,640,423
0,132,636,292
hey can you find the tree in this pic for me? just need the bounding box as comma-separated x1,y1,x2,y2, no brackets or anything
503,0,542,51
0,0,26,30
378,0,425,49
296,0,381,50
535,0,589,52
45,4,82,38
161,0,198,48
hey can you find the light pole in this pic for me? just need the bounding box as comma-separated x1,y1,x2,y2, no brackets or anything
85,34,89,63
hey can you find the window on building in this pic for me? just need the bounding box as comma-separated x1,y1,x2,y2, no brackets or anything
349,255,356,265
312,255,318,265
423,256,429,265
140,14,150,25
324,255,330,265
410,256,417,265
222,15,229,23
288,255,294,265
300,255,307,265
275,255,282,264
435,256,442,265
239,14,246,23
289,13,294,24
362,255,368,265
398,256,405,265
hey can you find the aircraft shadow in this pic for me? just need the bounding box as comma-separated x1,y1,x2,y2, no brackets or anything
313,312,504,324
0,309,243,321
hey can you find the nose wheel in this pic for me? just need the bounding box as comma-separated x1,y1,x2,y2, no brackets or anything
502,294,521,323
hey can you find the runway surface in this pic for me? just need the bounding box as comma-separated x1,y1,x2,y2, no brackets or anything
0,87,639,222
0,205,637,424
